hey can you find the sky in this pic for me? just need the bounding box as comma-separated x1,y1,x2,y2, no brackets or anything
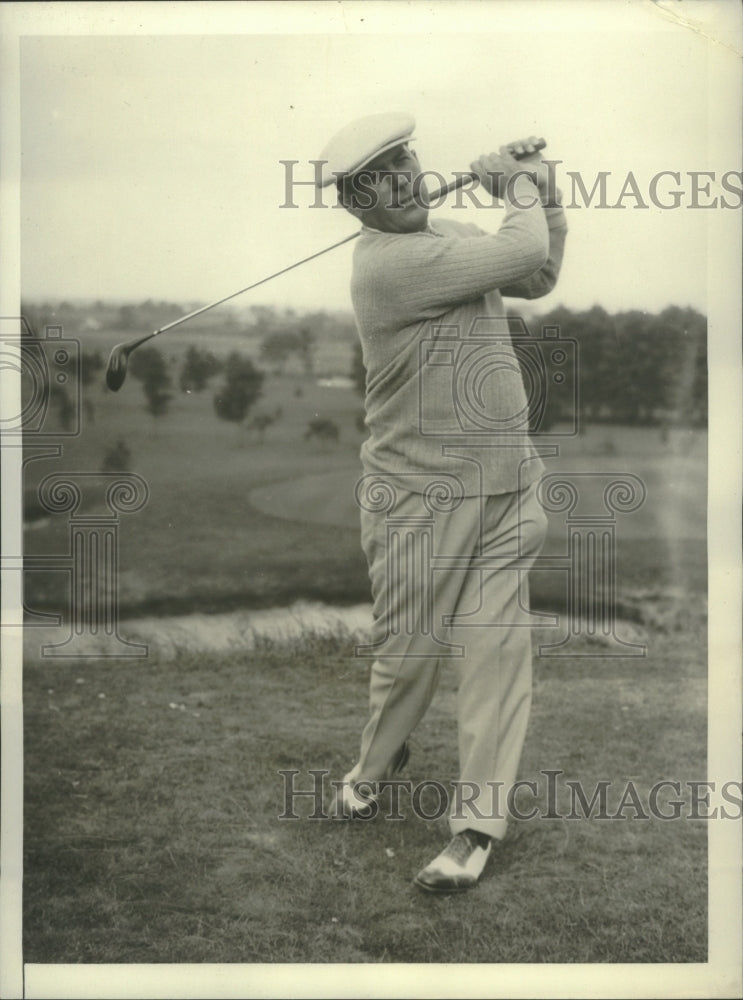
7,1,743,321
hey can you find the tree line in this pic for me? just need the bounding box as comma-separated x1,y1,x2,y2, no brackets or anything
20,301,708,442
350,303,707,431
531,304,706,429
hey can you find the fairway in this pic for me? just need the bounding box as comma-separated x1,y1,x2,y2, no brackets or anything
21,343,707,622
20,331,711,968
248,442,706,541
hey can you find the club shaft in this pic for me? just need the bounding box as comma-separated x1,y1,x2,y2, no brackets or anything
148,174,481,340
150,231,361,338
148,142,544,341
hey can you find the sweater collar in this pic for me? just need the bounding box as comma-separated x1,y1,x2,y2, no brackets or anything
360,222,441,237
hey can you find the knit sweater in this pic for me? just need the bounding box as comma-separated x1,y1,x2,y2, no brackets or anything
351,175,568,496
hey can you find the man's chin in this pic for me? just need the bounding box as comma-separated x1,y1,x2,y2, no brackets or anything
363,203,429,233
399,205,429,232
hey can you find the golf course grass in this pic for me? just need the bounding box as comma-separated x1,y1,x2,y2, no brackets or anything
24,615,707,964
20,333,709,964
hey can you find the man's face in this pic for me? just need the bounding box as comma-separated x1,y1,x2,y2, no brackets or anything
344,144,429,234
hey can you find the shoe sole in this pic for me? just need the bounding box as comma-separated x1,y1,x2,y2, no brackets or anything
413,874,478,894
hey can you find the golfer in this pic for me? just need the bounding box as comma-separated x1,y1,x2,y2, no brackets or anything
317,113,568,892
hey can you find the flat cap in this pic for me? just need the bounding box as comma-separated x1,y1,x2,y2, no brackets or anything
316,112,415,187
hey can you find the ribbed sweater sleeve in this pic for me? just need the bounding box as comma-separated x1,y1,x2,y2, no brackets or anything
352,176,551,330
499,204,568,300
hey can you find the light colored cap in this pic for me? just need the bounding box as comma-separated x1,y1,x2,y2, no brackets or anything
316,112,415,187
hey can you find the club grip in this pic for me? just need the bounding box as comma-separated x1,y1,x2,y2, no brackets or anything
432,138,547,199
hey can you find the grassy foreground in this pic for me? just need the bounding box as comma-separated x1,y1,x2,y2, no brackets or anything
24,601,707,965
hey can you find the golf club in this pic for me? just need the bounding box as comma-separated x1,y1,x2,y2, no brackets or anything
105,139,546,391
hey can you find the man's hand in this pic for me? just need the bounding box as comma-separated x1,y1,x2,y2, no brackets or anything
471,136,555,201
470,148,528,200
508,136,554,197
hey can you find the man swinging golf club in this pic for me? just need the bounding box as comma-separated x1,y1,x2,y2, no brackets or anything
317,112,568,892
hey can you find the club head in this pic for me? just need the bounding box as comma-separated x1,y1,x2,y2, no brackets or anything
105,343,130,392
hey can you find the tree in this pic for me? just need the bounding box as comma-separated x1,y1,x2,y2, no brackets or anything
296,326,316,376
130,345,164,383
80,350,104,421
49,382,76,432
259,325,317,376
528,303,708,430
144,383,173,419
247,406,282,442
259,330,301,375
654,306,707,428
81,350,104,386
129,346,173,421
179,346,222,393
118,304,136,330
213,353,265,428
304,417,340,446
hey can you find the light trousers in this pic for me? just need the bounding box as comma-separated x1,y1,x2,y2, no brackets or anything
350,480,547,840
